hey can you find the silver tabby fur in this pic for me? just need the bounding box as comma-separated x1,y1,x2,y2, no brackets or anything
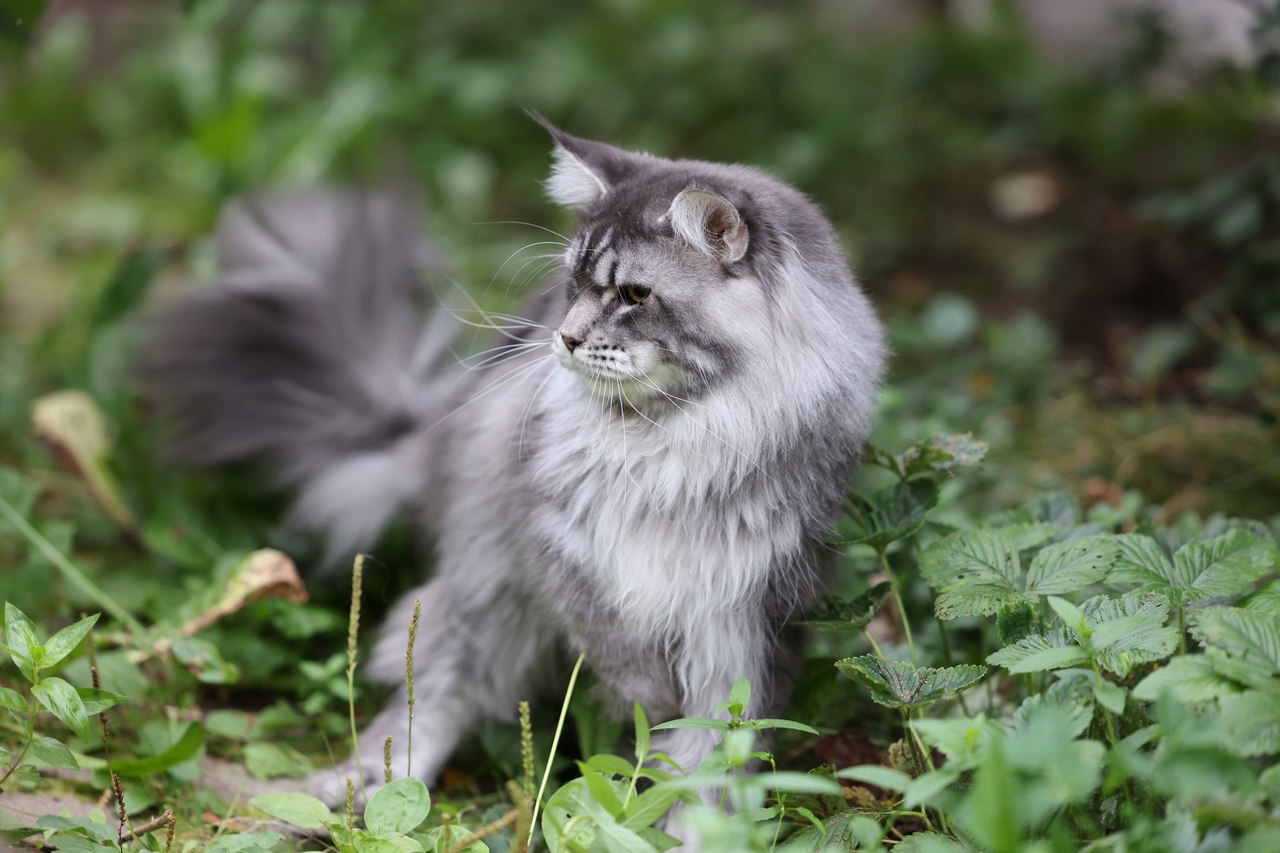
141,117,887,840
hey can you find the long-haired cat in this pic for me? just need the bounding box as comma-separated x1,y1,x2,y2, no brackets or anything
142,115,886,839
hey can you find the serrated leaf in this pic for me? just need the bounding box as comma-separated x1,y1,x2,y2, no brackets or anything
831,479,939,551
1239,580,1280,614
1191,606,1280,691
1218,690,1280,756
1114,531,1275,605
366,776,431,835
42,613,99,670
987,636,1090,673
921,528,1018,590
796,582,891,632
1022,492,1082,527
249,792,334,829
1025,536,1118,594
1133,655,1242,703
31,676,92,741
996,601,1042,645
1172,529,1276,599
836,656,987,710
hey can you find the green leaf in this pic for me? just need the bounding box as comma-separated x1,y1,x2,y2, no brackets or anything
796,582,891,632
1218,690,1280,756
1084,593,1178,677
1047,596,1089,639
650,717,729,731
1191,606,1280,691
3,602,41,682
36,815,118,845
365,776,431,835
28,735,80,770
171,635,239,684
1133,654,1242,703
249,792,334,829
750,718,821,735
205,832,287,853
634,703,650,764
995,601,1042,646
42,613,99,670
244,741,313,780
831,479,939,551
621,784,682,830
1239,579,1280,614
0,685,27,713
779,812,888,852
76,687,126,716
31,676,92,741
111,722,204,777
987,637,1090,674
584,754,636,777
1024,536,1118,595
836,656,987,711
541,776,657,853
1091,676,1127,715
1173,530,1275,598
1114,531,1275,605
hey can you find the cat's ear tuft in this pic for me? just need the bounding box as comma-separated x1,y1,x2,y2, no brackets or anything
546,145,608,210
668,189,749,265
527,110,609,211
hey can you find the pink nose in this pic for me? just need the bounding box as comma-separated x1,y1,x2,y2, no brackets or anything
561,333,583,352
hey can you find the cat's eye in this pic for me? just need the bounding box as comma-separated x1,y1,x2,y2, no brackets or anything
619,283,651,305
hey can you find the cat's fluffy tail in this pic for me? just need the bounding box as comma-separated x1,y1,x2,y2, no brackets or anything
140,189,457,564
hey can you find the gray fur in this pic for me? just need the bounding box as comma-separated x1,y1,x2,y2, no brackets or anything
141,122,887,843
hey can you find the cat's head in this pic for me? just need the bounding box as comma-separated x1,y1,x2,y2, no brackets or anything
532,114,878,414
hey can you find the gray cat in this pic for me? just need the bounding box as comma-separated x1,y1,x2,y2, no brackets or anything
141,116,886,836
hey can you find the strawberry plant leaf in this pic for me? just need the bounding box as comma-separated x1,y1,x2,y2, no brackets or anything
1218,690,1280,757
1114,531,1275,605
1133,654,1242,704
1239,580,1280,614
987,636,1090,673
830,479,939,551
1190,606,1280,691
797,582,891,632
1025,536,1118,595
836,656,987,711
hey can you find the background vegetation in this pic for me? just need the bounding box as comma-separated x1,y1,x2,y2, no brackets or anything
1,1,1279,851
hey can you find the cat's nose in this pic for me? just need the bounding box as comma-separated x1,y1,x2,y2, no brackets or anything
561,333,583,352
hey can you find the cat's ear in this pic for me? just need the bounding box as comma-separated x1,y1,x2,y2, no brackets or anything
668,188,749,265
528,111,638,211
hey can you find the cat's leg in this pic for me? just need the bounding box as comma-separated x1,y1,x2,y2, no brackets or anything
309,577,557,806
653,615,801,849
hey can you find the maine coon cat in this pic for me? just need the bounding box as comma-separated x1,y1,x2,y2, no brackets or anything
142,115,887,834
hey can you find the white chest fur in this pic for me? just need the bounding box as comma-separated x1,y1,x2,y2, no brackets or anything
531,377,803,642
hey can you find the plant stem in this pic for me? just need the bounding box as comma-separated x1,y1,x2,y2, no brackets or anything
879,549,917,665
0,698,37,791
346,557,365,802
529,651,586,848
1178,606,1186,656
0,494,144,634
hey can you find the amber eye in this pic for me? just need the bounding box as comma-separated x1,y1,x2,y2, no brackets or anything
619,283,651,305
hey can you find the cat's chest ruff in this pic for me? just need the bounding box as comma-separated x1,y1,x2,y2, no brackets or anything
531,403,801,638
